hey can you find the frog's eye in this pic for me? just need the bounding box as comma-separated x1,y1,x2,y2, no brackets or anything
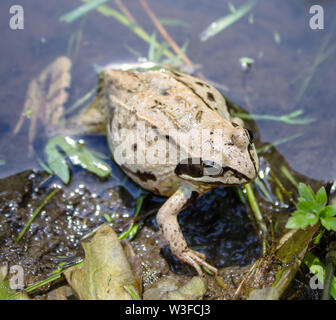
245,129,254,143
175,158,203,178
175,158,223,178
202,160,223,177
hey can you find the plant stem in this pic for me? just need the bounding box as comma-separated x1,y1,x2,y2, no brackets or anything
16,189,59,242
245,183,268,254
140,0,192,66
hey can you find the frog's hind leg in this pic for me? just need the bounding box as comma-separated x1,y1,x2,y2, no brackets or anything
156,187,218,276
47,86,108,137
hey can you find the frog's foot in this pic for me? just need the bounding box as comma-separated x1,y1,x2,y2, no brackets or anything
157,187,218,276
173,247,218,276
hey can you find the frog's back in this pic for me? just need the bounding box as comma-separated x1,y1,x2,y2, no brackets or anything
102,69,231,131
103,68,232,196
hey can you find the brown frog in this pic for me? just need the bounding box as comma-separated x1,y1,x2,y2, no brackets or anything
73,68,259,275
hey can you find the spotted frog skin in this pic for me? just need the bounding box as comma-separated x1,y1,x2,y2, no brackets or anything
80,68,259,275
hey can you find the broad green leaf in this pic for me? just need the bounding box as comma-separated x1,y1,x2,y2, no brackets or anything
45,136,111,184
296,201,319,214
296,200,319,214
320,217,336,231
45,141,70,184
319,205,336,218
64,140,111,179
286,211,318,229
315,187,327,208
298,183,315,202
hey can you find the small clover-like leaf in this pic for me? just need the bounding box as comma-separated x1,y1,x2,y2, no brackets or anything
298,183,315,202
319,205,336,218
315,187,327,208
285,211,318,229
296,200,318,214
320,216,336,231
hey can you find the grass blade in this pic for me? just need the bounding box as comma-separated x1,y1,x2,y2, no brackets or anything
16,189,59,242
148,33,157,62
200,0,257,42
60,0,110,23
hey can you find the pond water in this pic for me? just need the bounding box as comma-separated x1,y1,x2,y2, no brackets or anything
0,0,335,299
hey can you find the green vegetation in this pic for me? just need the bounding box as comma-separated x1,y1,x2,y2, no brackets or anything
44,135,111,184
16,189,59,243
199,0,257,42
232,109,314,125
286,183,336,231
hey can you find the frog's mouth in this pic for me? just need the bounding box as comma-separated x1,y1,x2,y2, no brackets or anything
182,167,252,186
175,158,254,186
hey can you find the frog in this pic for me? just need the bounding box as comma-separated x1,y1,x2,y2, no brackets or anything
70,67,259,275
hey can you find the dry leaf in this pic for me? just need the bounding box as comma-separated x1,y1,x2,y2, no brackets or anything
64,224,138,300
14,56,72,155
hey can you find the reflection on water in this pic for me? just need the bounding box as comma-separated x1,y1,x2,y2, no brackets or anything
0,0,335,182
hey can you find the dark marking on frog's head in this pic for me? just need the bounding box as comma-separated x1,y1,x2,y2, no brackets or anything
207,92,215,102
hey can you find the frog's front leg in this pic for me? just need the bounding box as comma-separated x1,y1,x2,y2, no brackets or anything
156,187,218,275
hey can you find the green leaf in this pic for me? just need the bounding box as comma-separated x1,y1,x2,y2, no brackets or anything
298,183,315,202
296,200,319,214
315,187,327,207
45,136,111,184
320,217,336,231
45,141,70,184
285,211,319,229
319,205,336,218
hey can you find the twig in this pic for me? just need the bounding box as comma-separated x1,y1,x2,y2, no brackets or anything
232,260,259,299
114,0,137,24
139,0,192,66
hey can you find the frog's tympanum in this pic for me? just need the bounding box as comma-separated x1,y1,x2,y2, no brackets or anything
80,68,259,275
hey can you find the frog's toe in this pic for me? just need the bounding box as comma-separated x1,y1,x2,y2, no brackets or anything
178,249,218,276
189,249,206,260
